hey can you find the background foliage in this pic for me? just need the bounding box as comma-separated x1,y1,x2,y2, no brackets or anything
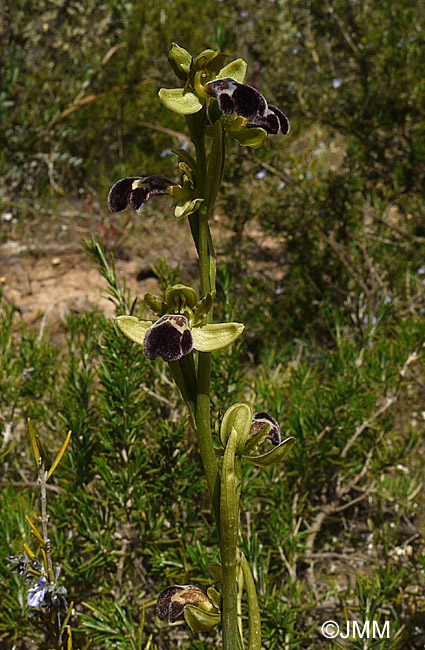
1,0,425,648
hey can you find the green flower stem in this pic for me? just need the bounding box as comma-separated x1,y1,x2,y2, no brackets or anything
187,106,220,527
168,353,197,429
220,428,240,650
240,553,262,650
196,350,220,528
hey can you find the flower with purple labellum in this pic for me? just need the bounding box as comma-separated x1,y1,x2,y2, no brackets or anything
250,412,282,446
28,577,47,608
157,584,221,633
206,78,290,136
108,176,177,212
116,284,244,363
118,313,244,363
108,170,203,219
144,314,194,362
220,402,295,466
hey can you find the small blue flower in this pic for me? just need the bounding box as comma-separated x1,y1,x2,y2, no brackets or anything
292,47,299,55
384,295,392,304
417,266,425,275
332,78,342,89
277,181,286,189
28,577,47,608
255,169,266,180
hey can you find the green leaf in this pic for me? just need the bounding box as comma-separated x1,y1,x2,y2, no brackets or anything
217,58,247,83
47,429,72,479
158,87,203,115
116,316,153,346
27,418,40,467
184,605,221,632
192,321,244,352
243,437,296,467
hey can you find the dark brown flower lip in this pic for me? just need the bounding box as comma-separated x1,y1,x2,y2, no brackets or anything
157,585,212,622
143,314,194,362
206,78,289,135
250,412,282,446
108,175,178,213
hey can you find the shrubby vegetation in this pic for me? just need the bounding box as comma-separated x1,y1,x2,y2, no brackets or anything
1,0,425,649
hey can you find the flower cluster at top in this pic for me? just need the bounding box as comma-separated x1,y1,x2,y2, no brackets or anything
108,44,289,217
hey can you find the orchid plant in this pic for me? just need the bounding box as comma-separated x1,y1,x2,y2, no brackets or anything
108,43,295,650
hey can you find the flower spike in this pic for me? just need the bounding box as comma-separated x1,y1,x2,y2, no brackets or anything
108,175,177,212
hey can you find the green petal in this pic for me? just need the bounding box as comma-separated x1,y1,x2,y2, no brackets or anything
116,316,153,346
243,437,296,467
192,322,244,352
217,58,247,83
174,197,204,219
228,126,268,149
184,605,221,633
158,87,203,115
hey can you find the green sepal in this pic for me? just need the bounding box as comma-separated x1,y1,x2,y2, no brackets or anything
158,87,203,115
228,125,268,149
243,422,271,455
174,197,204,219
169,43,192,80
243,437,296,467
192,321,244,352
208,562,223,585
165,284,199,309
116,316,153,346
193,291,215,324
184,605,221,632
144,293,166,316
220,403,253,450
217,58,247,83
171,148,197,172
